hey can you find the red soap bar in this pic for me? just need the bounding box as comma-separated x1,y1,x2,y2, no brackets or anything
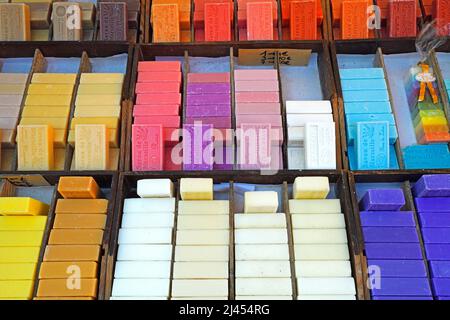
341,0,369,40
236,102,281,114
246,2,274,40
281,0,322,26
388,0,417,38
235,91,280,103
378,0,422,19
164,145,182,170
435,0,450,36
135,82,181,93
187,72,230,83
136,93,181,105
237,1,278,27
132,124,164,171
164,127,181,145
138,71,182,83
290,0,317,40
138,61,181,72
236,114,282,127
134,115,181,127
133,104,180,116
204,2,232,41
193,0,234,27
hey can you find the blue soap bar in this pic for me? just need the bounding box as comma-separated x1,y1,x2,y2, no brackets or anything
343,90,389,102
429,261,450,278
344,101,392,114
425,244,450,260
444,79,450,89
369,277,432,296
372,296,432,300
367,259,427,277
403,144,450,170
363,227,419,243
341,78,387,91
432,278,450,296
346,113,395,126
339,68,385,80
347,123,397,145
422,228,450,244
365,243,423,259
360,189,405,211
360,211,415,227
436,296,450,300
355,122,390,170
412,174,450,198
415,197,450,212
419,212,450,228
348,145,399,170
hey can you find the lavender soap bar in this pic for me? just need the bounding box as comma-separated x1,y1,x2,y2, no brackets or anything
360,211,415,227
365,243,423,259
360,189,406,211
362,227,419,243
418,213,450,228
429,261,450,278
425,244,450,260
367,260,427,277
187,83,231,94
412,174,450,198
369,277,432,296
415,198,450,212
421,228,450,244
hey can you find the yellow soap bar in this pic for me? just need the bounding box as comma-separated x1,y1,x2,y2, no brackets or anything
17,125,54,171
0,280,34,299
74,124,109,170
0,197,49,216
77,84,123,95
25,94,72,106
293,177,330,199
0,230,44,246
80,73,124,84
0,84,26,94
68,128,118,148
31,73,76,84
27,84,74,95
74,105,121,118
0,216,47,230
20,117,68,129
22,106,70,118
70,117,119,129
0,263,37,280
180,178,214,200
0,247,41,263
75,94,121,106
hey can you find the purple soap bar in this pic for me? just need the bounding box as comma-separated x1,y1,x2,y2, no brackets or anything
369,277,432,296
365,243,423,259
429,261,450,278
372,296,433,300
214,145,233,170
187,83,230,94
367,260,427,277
363,227,419,243
418,212,450,228
415,198,450,212
412,174,450,198
182,123,213,171
425,244,450,260
186,104,231,117
436,296,450,300
185,117,231,129
360,189,406,211
432,278,450,296
422,228,450,244
360,211,416,227
186,93,231,105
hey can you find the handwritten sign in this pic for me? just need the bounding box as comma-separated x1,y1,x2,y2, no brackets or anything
238,48,312,66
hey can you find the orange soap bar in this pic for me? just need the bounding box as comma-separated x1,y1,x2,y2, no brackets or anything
290,0,317,40
39,261,98,279
53,214,107,229
281,0,322,25
420,132,450,144
55,199,108,214
152,4,180,43
48,229,104,245
37,279,98,298
57,176,100,199
246,2,274,40
34,297,95,300
341,0,369,39
43,245,101,262
204,2,232,41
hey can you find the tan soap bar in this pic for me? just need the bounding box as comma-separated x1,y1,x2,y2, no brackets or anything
176,230,229,245
68,128,118,148
173,262,229,279
30,29,49,41
178,200,229,214
0,73,28,84
17,125,54,171
48,229,104,245
80,73,124,84
55,199,108,214
74,124,109,170
0,84,26,94
57,176,100,199
27,84,74,95
21,106,70,118
171,279,228,298
0,4,31,41
70,117,119,129
43,245,100,261
32,73,76,84
39,261,98,279
77,84,122,95
0,106,20,118
25,95,72,106
53,214,106,229
37,279,98,298
74,105,121,118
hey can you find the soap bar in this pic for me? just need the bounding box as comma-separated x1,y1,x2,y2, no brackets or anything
37,279,98,297
74,125,109,170
178,200,229,214
152,3,180,42
187,83,230,95
20,117,68,129
425,244,450,260
57,176,100,199
431,278,450,296
77,84,122,95
294,244,350,260
360,211,415,227
52,2,82,41
177,214,229,229
25,94,72,106
31,73,77,84
204,2,231,41
291,213,346,229
370,277,431,296
246,2,274,40
341,79,388,91
138,71,182,83
360,189,405,211
235,80,279,92
55,199,108,214
0,216,47,231
293,177,329,199
0,263,36,280
114,261,171,279
185,104,231,117
234,213,286,229
422,228,450,244
418,212,450,228
134,115,179,127
137,179,173,198
43,245,100,262
293,229,348,244
297,295,356,300
138,61,181,72
39,261,97,279
121,213,174,228
305,122,336,170
0,84,26,94
367,259,427,277
132,124,164,171
54,214,107,229
341,0,369,40
17,125,54,171
0,230,44,246
362,227,419,243
365,243,423,259
176,230,229,245
356,121,390,170
174,245,229,262
136,82,180,94
388,0,417,38
0,280,34,299
173,262,229,279
133,105,179,116
339,68,384,80
118,228,172,244
286,114,333,127
48,229,104,245
117,244,173,261
236,278,292,296
429,261,450,278
0,95,22,106
236,261,291,278
123,198,175,213
295,261,351,277
99,2,127,41
297,277,356,295
0,73,28,84
412,174,450,198
235,244,289,260
182,123,214,171
79,73,124,85
75,94,121,106
171,279,228,297
289,199,341,213
0,247,40,263
286,100,331,114
235,229,288,244
0,197,49,216
244,191,278,213
0,4,31,41
236,102,280,115
112,278,170,297
290,0,317,40
180,178,213,200
21,106,70,118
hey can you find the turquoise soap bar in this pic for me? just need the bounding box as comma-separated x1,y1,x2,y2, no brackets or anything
346,113,395,126
444,79,450,89
403,144,450,169
341,79,387,91
356,122,390,170
343,90,389,102
339,68,385,80
344,101,392,114
348,145,399,170
347,123,397,145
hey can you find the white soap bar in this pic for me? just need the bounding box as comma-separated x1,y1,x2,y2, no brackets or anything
235,278,292,296
305,122,336,170
176,230,229,245
121,213,174,228
293,176,330,199
297,295,356,300
178,200,229,214
171,279,228,297
112,278,170,297
114,261,171,278
287,127,305,147
244,191,278,213
117,244,173,261
118,228,173,244
291,214,345,229
172,297,228,300
235,296,292,300
297,277,356,295
235,261,291,278
180,178,213,200
173,262,229,279
176,214,229,230
286,100,332,114
234,213,286,229
289,199,341,213
287,114,333,127
293,229,348,244
235,229,287,244
294,244,350,260
295,261,352,277
137,179,173,198
175,246,229,262
123,198,175,213
110,296,168,300
288,147,305,169
235,244,289,260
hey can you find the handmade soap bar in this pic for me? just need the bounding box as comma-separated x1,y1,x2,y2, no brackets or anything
294,244,349,260
341,0,369,40
99,2,127,41
367,259,427,277
287,114,333,126
55,199,108,214
0,4,31,41
114,261,171,279
75,94,121,106
176,214,228,229
235,80,279,92
136,82,180,94
52,2,82,41
360,211,415,227
178,200,228,214
134,116,180,127
290,0,317,40
58,176,100,199
39,261,97,279
136,93,181,105
305,122,336,170
365,243,423,259
0,216,47,231
43,245,100,261
112,278,170,297
173,262,229,279
419,213,450,227
138,71,182,83
137,179,173,198
0,280,34,299
123,198,175,213
388,0,416,38
121,213,174,228
117,244,173,261
32,73,76,84
289,199,341,213
0,247,40,263
286,100,331,114
133,105,179,116
25,94,72,106
80,73,124,84
171,279,228,297
21,106,70,118
204,2,231,41
17,125,54,171
152,4,180,42
77,84,122,95
360,189,405,211
138,61,181,72
236,278,292,296
341,78,388,91
132,125,163,171
234,214,286,229
356,121,390,170
429,261,450,278
20,117,68,130
235,244,289,260
412,174,450,198
118,228,172,244
339,68,384,80
297,277,356,295
0,197,49,216
0,84,26,94
54,214,106,229
370,277,431,296
235,229,288,244
234,69,277,81
0,73,28,84
246,1,273,40
293,177,329,199
236,260,291,278
295,261,351,277
176,230,229,245
421,228,450,244
236,102,280,115
182,123,214,170
0,230,44,246
174,245,229,262
244,191,278,213
291,213,345,229
74,125,109,170
293,229,347,244
363,227,419,243
48,229,103,245
0,263,36,280
343,90,389,102
180,178,213,200
37,279,98,297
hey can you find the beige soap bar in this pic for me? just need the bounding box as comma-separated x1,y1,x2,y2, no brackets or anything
178,200,229,214
31,73,76,84
176,230,229,245
173,262,229,279
174,246,229,262
80,73,124,84
74,105,121,118
294,244,350,260
293,229,348,244
0,73,28,84
0,4,31,41
27,84,74,95
77,84,122,95
17,125,54,171
235,229,288,244
236,261,291,278
234,213,286,229
295,261,352,277
171,279,228,297
291,214,346,229
235,244,290,261
180,178,213,200
176,214,229,230
289,199,341,214
244,191,279,213
74,124,109,170
68,128,118,148
30,29,49,41
293,177,330,199
235,278,292,296
0,84,26,95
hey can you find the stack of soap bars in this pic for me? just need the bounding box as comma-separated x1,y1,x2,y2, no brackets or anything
384,0,417,38
0,196,49,300
413,174,450,299
0,3,31,41
132,61,182,171
446,79,450,103
151,0,191,42
237,0,277,40
340,67,399,170
235,190,292,299
360,188,432,299
111,179,175,299
194,0,233,41
286,100,335,170
290,177,356,299
432,0,450,36
172,178,229,299
36,177,108,300
281,0,321,40
331,0,370,40
235,69,282,170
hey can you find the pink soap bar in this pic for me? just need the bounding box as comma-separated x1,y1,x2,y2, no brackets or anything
236,102,280,114
235,91,280,103
238,27,278,41
164,127,181,145
133,105,180,116
236,114,282,127
185,116,231,128
164,145,182,170
237,126,283,144
238,143,283,170
187,72,230,83
212,128,233,142
138,61,181,72
138,72,182,83
234,69,278,81
134,115,180,127
132,124,164,171
135,82,181,93
136,93,181,105
235,80,279,92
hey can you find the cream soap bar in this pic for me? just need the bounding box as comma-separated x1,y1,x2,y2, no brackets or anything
174,246,229,262
297,295,356,300
294,244,350,260
180,178,213,200
289,199,341,213
291,214,346,229
244,191,278,213
176,215,229,230
295,261,352,277
293,177,330,199
118,228,173,244
292,229,348,244
172,262,229,279
235,244,289,260
234,214,286,229
137,179,173,198
236,261,291,278
178,201,229,214
121,213,175,228
171,279,228,297
235,229,287,244
116,245,173,261
112,278,170,297
114,261,171,278
296,277,356,295
235,278,292,296
176,230,229,245
123,198,175,213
